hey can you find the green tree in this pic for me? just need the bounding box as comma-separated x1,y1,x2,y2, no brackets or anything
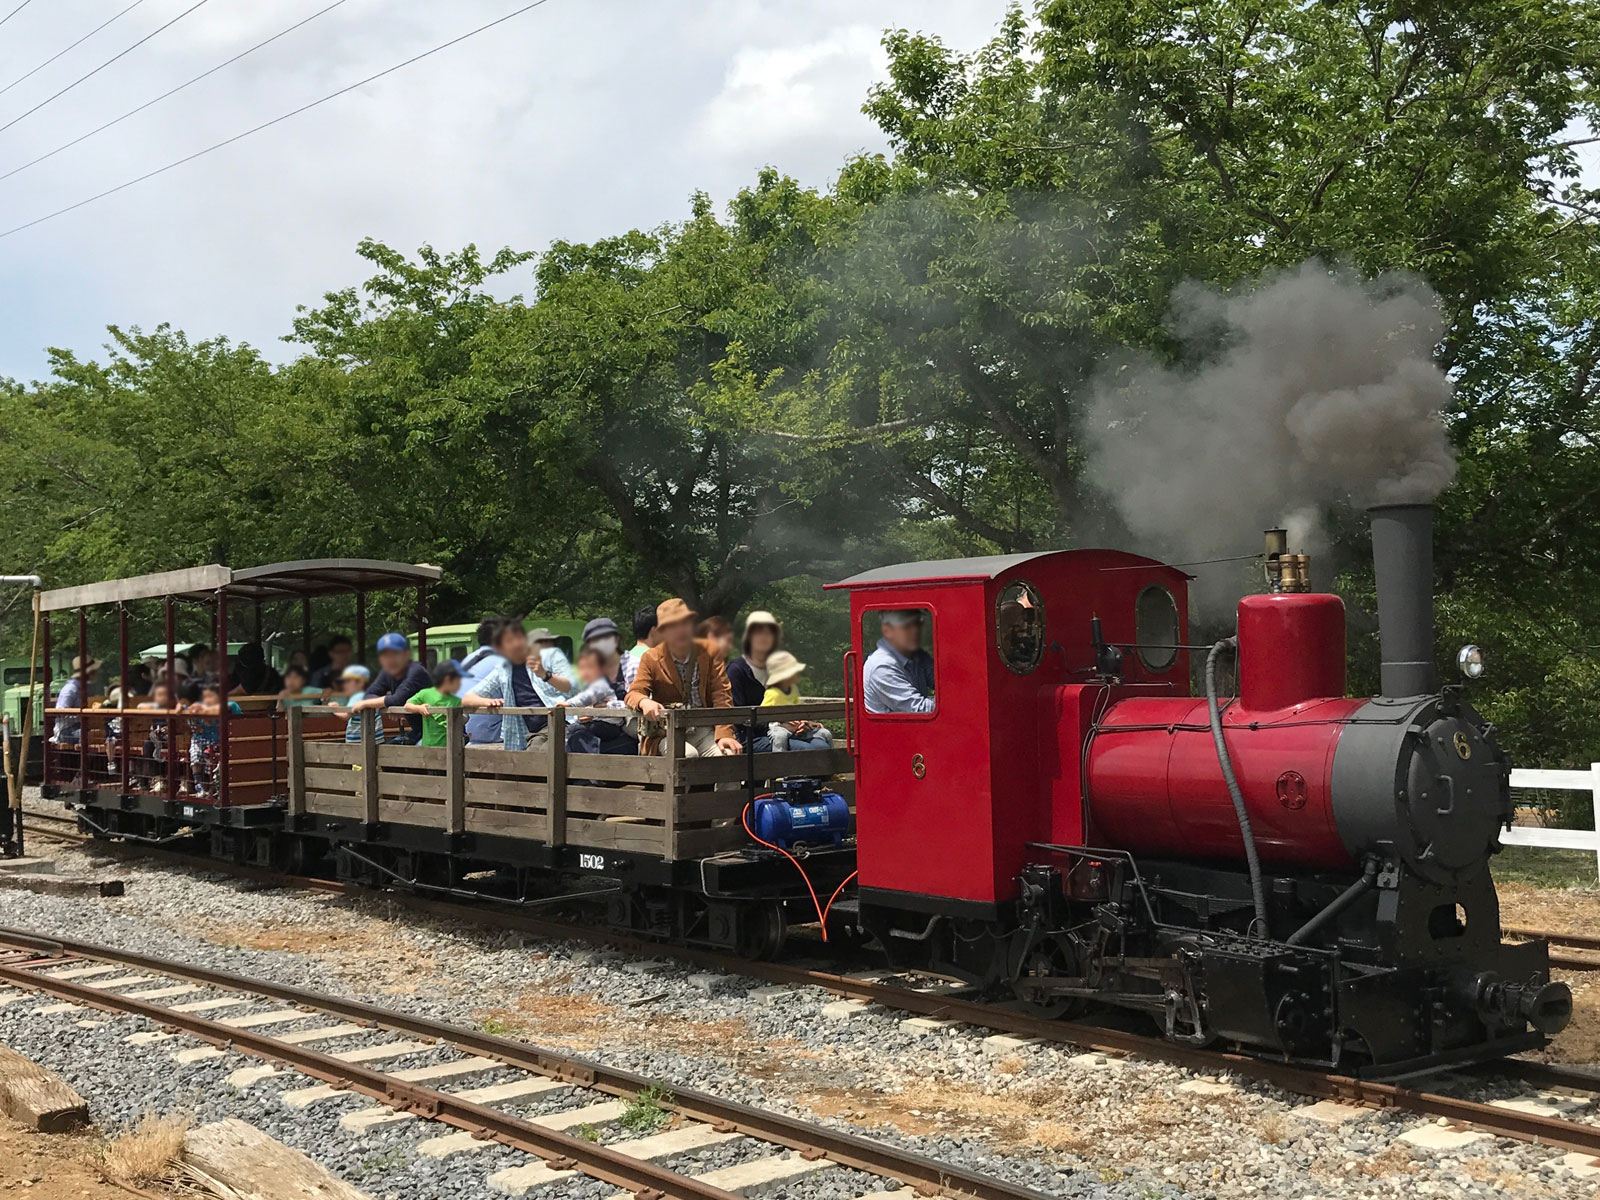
817,1,1599,551
468,173,894,618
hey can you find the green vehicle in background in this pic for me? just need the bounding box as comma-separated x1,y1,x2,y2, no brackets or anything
3,652,70,734
410,619,589,668
2,651,70,781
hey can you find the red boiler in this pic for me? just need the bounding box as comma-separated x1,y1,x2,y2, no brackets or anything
1086,593,1364,870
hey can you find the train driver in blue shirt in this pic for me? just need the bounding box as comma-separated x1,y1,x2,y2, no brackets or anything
862,609,935,714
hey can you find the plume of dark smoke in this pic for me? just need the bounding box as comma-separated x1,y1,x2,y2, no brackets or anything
1085,262,1456,566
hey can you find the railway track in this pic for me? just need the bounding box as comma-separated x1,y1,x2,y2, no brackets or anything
14,805,1600,1160
15,806,80,836
1506,924,1600,972
0,927,1053,1200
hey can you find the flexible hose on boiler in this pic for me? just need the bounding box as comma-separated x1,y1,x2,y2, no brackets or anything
1207,637,1269,938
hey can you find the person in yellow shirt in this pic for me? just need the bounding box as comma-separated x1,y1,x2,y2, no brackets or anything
759,650,834,751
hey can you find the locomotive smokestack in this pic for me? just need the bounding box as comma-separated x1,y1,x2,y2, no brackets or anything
1369,503,1437,696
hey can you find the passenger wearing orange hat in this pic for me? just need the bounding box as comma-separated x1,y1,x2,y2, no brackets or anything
625,597,740,757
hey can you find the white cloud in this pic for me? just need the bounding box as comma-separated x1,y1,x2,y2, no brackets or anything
0,0,1008,380
693,25,887,157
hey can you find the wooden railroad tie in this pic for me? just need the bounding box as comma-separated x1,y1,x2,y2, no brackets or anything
0,1043,89,1132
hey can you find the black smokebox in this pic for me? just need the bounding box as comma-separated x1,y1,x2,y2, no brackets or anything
1368,502,1437,697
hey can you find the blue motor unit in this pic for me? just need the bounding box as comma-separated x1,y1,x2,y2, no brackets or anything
752,779,853,850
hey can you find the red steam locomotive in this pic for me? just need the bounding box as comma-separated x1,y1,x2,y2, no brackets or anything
831,502,1570,1074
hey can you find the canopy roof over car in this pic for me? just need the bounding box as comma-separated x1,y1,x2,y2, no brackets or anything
39,560,442,612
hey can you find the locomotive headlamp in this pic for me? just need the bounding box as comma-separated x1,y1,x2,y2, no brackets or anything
1456,644,1487,680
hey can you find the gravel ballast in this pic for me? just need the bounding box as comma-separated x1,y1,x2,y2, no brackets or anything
2,816,1597,1200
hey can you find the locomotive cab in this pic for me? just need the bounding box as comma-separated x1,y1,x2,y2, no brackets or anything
828,551,1190,926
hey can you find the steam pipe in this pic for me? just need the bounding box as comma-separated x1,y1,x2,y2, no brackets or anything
1369,503,1437,696
1286,857,1378,946
1206,638,1269,937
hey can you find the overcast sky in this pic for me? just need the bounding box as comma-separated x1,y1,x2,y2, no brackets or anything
0,0,1009,381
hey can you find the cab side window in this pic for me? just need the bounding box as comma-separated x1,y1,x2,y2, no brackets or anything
995,581,1045,674
1135,585,1180,674
861,607,936,716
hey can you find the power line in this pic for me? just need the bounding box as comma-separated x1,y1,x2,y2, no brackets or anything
0,0,211,138
0,1,35,30
0,0,556,241
0,0,350,185
0,0,150,100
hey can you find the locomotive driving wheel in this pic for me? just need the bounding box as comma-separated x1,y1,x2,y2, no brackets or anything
1009,929,1095,1019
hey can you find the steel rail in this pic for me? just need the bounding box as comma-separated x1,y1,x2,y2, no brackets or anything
19,820,1600,1152
1507,924,1600,954
1502,924,1600,971
17,807,78,830
1490,1058,1600,1095
0,929,1056,1200
1551,953,1600,971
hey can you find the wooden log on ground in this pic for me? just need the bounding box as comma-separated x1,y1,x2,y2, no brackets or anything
0,1043,89,1132
0,873,124,898
184,1118,372,1200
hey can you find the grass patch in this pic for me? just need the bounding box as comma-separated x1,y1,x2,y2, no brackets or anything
1029,1121,1091,1154
480,1014,516,1037
1257,1111,1289,1144
620,1085,674,1134
351,1148,409,1178
102,1112,189,1185
1491,846,1598,889
574,1123,601,1143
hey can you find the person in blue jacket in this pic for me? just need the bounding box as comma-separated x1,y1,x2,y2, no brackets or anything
347,632,432,744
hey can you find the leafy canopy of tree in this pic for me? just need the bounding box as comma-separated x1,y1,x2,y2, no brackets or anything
3,1,1599,808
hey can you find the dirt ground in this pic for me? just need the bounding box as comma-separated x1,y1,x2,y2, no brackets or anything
1537,967,1600,1063
194,912,443,997
1497,881,1600,1064
1498,880,1600,935
0,1113,161,1200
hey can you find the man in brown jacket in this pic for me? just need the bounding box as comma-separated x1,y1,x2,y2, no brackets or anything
626,598,741,757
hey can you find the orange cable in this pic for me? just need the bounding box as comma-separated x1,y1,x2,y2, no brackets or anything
742,801,829,940
822,869,858,932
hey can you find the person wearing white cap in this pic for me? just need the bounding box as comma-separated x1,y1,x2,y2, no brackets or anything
332,664,378,745
862,609,935,714
759,650,833,751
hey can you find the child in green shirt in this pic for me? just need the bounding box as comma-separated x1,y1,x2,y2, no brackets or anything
404,661,467,747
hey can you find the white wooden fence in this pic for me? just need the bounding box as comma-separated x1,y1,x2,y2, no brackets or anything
1503,765,1600,879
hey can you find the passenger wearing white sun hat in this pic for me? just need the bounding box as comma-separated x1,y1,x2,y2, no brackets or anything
760,649,833,752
